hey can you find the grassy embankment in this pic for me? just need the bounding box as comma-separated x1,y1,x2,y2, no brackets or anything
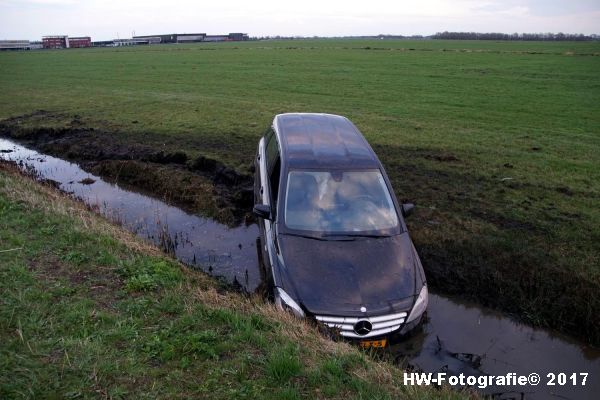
0,163,471,399
0,39,598,343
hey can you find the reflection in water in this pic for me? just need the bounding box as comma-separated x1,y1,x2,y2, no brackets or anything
391,295,600,399
0,138,260,291
2,138,598,399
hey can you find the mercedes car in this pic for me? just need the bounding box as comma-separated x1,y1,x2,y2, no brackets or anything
253,113,428,348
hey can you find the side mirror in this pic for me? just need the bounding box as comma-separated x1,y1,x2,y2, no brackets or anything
401,203,415,217
253,204,272,220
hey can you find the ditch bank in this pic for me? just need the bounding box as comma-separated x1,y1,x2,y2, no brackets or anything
1,137,599,400
0,111,254,226
1,111,598,346
374,143,600,346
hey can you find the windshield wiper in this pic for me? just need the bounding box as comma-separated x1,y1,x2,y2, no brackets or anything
283,232,391,241
282,232,329,241
321,233,392,239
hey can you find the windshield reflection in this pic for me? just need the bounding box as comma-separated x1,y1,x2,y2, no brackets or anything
284,169,399,233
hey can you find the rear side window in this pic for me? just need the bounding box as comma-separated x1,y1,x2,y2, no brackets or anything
264,127,274,145
265,133,279,172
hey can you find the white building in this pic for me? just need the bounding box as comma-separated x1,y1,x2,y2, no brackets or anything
0,40,30,50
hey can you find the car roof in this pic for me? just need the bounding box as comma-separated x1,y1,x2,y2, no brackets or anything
273,113,380,169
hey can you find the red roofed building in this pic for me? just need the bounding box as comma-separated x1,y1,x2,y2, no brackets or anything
42,36,68,49
69,37,91,48
42,36,91,49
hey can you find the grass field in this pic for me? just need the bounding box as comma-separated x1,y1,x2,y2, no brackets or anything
0,39,599,343
0,163,473,399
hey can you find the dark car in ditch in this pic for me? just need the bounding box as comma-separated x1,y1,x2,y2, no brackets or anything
253,113,428,347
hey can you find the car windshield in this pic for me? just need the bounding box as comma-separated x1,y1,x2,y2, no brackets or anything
284,169,399,234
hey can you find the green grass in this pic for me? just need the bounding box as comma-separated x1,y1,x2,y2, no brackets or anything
0,39,599,342
1,40,598,168
0,164,472,399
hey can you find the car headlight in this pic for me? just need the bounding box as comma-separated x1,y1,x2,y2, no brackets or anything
406,285,428,323
275,287,305,318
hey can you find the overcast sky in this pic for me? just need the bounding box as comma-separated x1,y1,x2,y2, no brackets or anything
0,0,598,41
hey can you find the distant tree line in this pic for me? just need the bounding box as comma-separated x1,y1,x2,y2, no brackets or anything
252,35,429,41
251,32,599,41
432,31,597,41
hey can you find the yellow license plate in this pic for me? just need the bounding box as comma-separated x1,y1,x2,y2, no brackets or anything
360,339,387,348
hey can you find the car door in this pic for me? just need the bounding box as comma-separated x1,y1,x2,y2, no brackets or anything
255,129,271,269
262,128,282,283
265,133,281,219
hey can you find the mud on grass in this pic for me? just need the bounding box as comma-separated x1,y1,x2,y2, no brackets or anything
0,111,254,226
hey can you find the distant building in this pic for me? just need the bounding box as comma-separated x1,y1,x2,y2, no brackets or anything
176,33,206,43
43,35,69,49
204,35,229,42
133,34,177,43
69,37,91,48
29,41,43,50
112,39,150,46
204,33,249,42
42,35,92,49
91,40,115,47
0,40,30,51
228,33,249,41
133,32,249,44
138,36,162,44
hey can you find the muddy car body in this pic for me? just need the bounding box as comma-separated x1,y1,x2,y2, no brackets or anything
253,113,428,344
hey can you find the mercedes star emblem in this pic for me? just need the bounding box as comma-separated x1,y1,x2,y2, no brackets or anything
353,320,372,336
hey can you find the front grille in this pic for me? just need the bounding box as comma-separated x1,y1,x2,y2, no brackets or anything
315,312,407,338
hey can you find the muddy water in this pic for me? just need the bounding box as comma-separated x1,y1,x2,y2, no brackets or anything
393,295,599,399
0,138,261,290
1,138,598,399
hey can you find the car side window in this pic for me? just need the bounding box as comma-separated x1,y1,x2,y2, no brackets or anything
265,130,278,169
264,127,274,145
269,158,281,212
265,133,281,212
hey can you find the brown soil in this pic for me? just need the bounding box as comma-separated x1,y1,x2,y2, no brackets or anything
28,254,123,311
0,111,254,226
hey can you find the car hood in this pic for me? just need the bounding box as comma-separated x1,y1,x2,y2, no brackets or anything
276,232,417,316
